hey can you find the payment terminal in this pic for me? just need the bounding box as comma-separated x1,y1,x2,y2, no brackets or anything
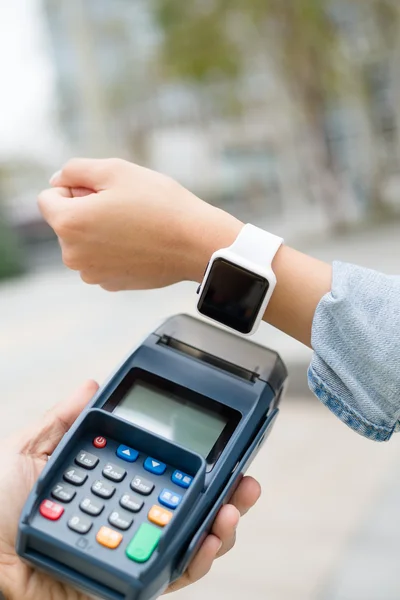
17,314,288,600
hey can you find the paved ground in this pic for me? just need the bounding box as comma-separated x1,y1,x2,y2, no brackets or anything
1,221,400,599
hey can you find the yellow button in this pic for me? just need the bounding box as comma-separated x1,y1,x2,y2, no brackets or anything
148,505,173,527
96,526,123,549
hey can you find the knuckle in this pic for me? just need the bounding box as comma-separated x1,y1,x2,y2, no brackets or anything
62,248,80,270
100,282,119,292
37,189,52,217
80,271,99,285
53,209,87,239
54,216,74,238
37,189,47,209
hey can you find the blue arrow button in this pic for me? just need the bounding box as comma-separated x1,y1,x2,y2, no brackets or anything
144,457,166,475
116,445,139,463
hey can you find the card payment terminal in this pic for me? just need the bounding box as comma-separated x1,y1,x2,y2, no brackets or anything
17,314,288,600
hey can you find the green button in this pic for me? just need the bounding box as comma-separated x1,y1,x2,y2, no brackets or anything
126,523,162,563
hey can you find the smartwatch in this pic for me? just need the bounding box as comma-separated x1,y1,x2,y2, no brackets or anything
196,224,283,335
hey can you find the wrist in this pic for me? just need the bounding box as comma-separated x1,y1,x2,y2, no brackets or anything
183,205,243,283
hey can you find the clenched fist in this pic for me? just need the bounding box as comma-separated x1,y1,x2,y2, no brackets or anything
39,158,242,291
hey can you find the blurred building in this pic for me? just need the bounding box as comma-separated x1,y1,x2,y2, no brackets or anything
42,0,400,238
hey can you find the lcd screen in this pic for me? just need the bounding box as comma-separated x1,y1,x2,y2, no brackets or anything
113,381,228,459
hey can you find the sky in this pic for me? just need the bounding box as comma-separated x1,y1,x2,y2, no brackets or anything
0,0,63,162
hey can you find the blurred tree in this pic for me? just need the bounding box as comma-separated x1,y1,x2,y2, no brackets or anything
0,164,28,281
365,0,400,217
153,0,398,229
0,208,25,281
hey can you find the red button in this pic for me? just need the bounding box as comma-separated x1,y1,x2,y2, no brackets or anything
40,499,64,521
93,436,107,449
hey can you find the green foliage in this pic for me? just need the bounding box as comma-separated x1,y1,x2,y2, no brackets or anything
153,0,340,102
0,214,25,281
372,0,400,43
153,0,242,81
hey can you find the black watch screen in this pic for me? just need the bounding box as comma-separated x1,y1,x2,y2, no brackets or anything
197,258,269,334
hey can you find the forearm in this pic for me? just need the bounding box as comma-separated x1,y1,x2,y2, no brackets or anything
187,210,332,348
266,245,332,347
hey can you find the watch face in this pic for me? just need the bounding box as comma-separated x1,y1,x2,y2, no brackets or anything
197,258,269,334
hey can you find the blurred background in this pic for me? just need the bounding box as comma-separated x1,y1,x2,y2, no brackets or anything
1,1,400,599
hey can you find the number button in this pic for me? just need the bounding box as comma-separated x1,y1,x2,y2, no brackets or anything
68,515,92,534
91,479,116,499
159,488,182,510
130,475,154,496
63,467,88,486
51,483,76,503
108,509,133,531
80,497,104,517
96,526,123,550
144,457,166,476
39,500,64,521
75,450,99,470
172,470,193,489
148,505,173,527
120,493,144,513
102,463,126,483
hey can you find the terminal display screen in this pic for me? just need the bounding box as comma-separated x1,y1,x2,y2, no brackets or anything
107,370,241,465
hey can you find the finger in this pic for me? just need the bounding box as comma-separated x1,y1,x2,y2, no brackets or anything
22,380,99,459
210,504,240,558
38,187,81,226
38,186,99,231
229,476,262,516
100,279,130,292
165,535,221,594
70,186,94,197
49,157,126,191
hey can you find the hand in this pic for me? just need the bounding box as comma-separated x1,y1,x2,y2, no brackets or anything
39,157,331,347
0,382,261,599
0,381,99,600
38,158,242,291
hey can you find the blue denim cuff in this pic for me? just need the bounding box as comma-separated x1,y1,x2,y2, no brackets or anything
308,366,395,442
309,261,400,442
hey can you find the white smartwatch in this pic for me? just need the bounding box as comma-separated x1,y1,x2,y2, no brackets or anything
196,224,283,335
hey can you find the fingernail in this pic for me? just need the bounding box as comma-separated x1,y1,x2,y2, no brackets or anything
49,170,61,185
217,540,223,552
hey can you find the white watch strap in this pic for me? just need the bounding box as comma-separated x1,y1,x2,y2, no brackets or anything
228,224,283,268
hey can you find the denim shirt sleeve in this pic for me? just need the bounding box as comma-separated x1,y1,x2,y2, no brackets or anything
308,261,400,442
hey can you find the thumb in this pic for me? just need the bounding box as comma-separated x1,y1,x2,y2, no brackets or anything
22,380,99,459
50,157,121,191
